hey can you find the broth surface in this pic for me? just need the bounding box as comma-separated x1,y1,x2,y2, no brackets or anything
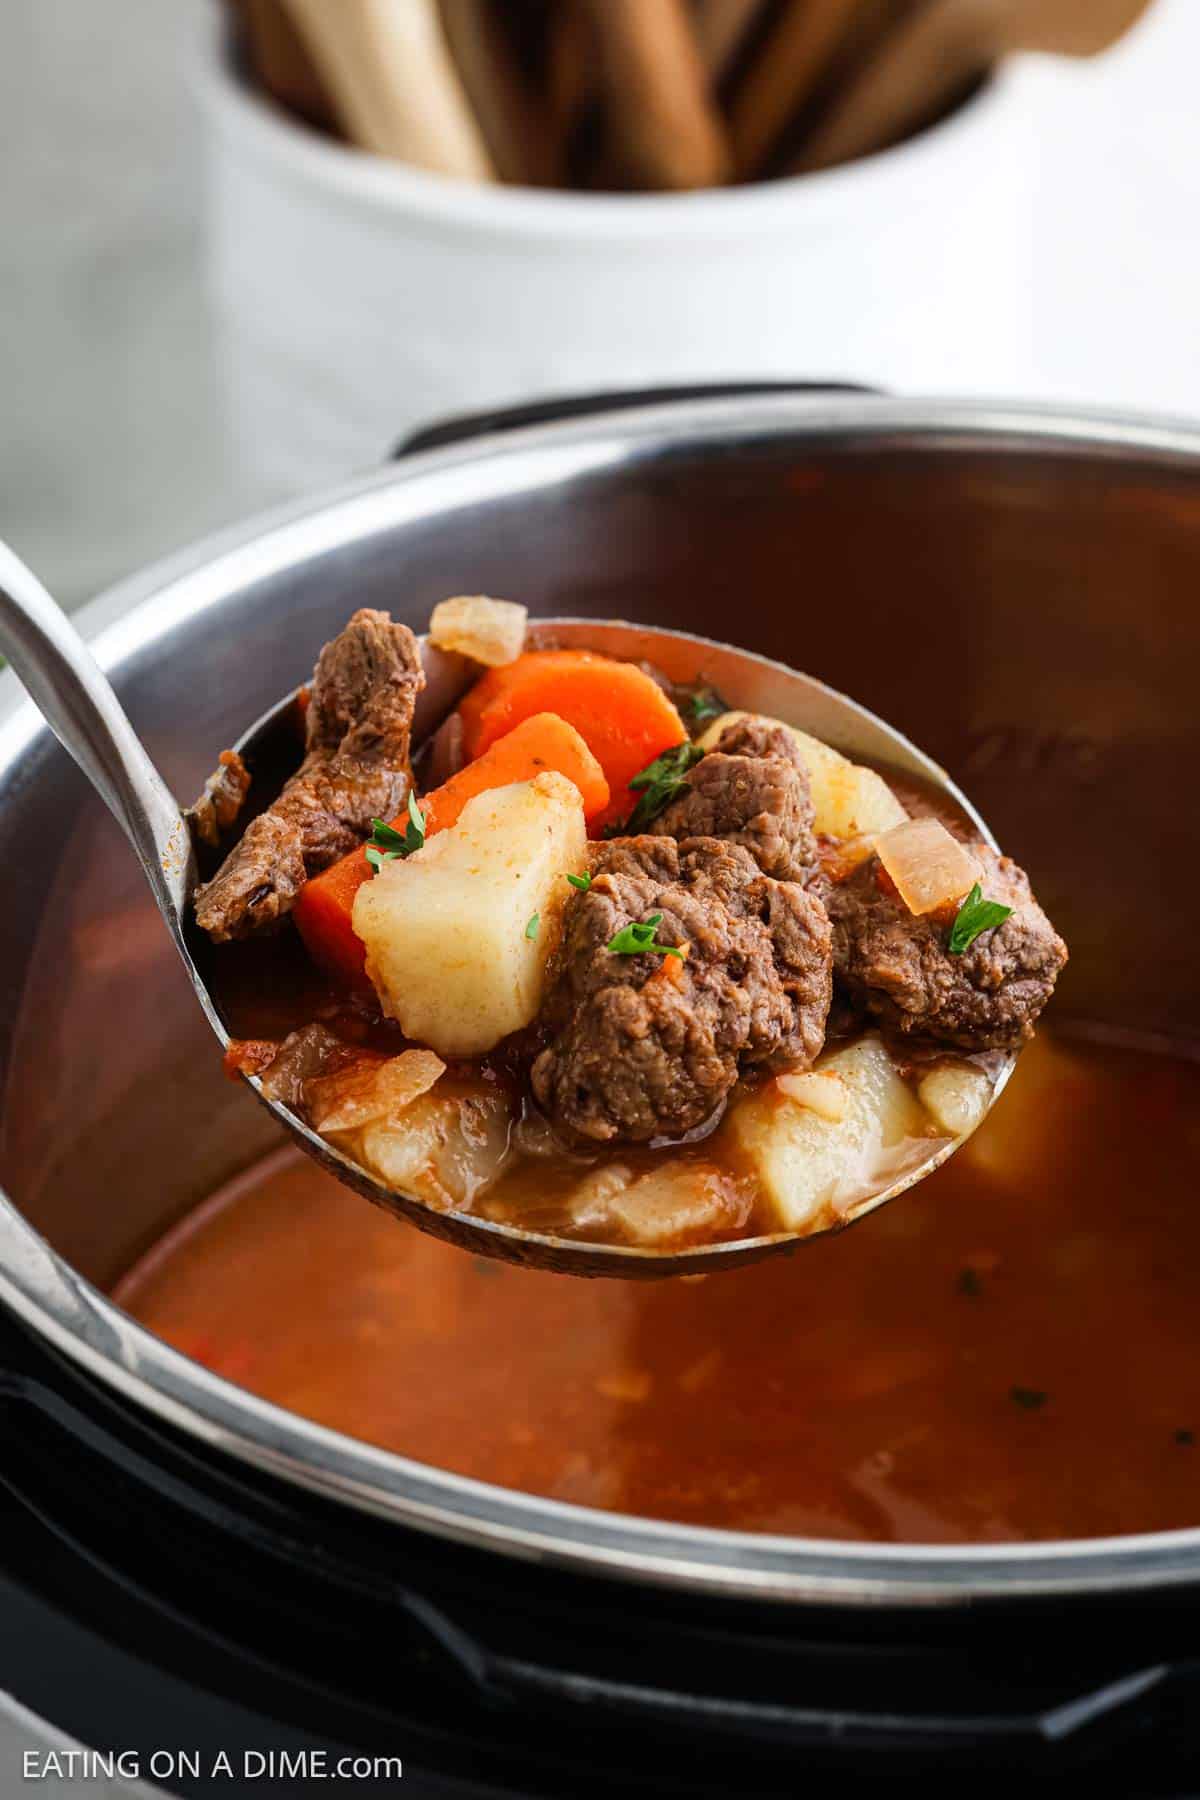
115,1032,1200,1543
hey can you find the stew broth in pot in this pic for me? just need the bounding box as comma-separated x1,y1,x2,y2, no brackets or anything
116,1029,1200,1544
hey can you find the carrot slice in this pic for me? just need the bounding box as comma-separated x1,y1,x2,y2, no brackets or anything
423,710,608,834
457,650,687,823
293,712,609,988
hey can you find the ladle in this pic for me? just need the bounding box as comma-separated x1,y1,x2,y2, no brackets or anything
0,539,1013,1278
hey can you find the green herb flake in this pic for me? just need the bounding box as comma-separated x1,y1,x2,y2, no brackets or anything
1175,1428,1195,1447
1010,1386,1048,1412
606,741,704,836
367,791,426,873
687,686,725,724
566,870,593,892
525,912,540,941
957,1267,983,1298
607,912,684,960
948,882,1014,955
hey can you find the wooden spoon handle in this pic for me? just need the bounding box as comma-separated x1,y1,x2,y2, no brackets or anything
691,0,765,79
1013,0,1154,54
794,0,1152,174
728,0,865,178
583,0,731,190
281,0,495,179
790,0,997,172
438,0,555,184
229,0,337,129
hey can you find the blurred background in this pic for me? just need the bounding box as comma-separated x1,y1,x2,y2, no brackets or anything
2,0,1197,610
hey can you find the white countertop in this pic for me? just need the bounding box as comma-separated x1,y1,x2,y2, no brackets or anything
2,0,1198,610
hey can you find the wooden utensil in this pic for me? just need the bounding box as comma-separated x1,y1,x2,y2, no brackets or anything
691,0,766,81
543,0,595,184
793,0,1154,171
728,0,866,177
583,0,732,190
438,0,556,184
280,0,495,180
229,0,337,130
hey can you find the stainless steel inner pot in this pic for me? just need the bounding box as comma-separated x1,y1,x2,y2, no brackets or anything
1,393,1197,1605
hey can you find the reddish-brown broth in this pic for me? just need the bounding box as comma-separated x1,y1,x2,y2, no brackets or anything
115,1031,1200,1543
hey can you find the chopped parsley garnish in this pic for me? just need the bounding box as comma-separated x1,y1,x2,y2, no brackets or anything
566,870,593,892
948,882,1014,955
957,1267,983,1298
1010,1386,1048,1412
607,741,704,836
366,793,425,874
525,912,540,940
607,913,684,960
687,686,725,724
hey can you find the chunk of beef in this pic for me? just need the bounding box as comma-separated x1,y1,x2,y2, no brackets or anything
712,715,806,769
827,845,1067,1051
648,749,817,882
531,836,832,1145
257,1023,351,1106
185,748,252,849
194,610,424,942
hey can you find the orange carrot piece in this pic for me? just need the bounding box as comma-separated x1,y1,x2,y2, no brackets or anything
291,845,377,992
422,710,609,834
457,650,687,824
293,712,609,987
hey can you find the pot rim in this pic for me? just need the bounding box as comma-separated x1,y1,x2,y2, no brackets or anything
4,390,1200,1607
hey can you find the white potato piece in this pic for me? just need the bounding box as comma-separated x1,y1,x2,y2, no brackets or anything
698,709,907,840
428,595,527,667
358,1087,512,1212
353,772,587,1056
775,1068,850,1122
568,1161,750,1248
732,1034,926,1232
918,1063,993,1139
875,817,980,916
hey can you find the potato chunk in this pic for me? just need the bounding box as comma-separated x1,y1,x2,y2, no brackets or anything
918,1063,993,1138
698,710,907,840
731,1035,926,1232
429,595,527,667
353,772,587,1056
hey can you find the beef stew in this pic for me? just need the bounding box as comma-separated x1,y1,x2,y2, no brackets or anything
190,601,1066,1252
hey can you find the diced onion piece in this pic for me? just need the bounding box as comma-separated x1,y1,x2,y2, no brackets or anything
776,1070,849,1122
358,1089,512,1211
874,817,981,917
306,1049,446,1134
429,595,527,667
568,1162,749,1248
919,1063,993,1138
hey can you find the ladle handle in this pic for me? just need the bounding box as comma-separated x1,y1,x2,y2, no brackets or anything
0,539,193,923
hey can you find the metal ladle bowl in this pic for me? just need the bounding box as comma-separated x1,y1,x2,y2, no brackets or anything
0,540,1013,1278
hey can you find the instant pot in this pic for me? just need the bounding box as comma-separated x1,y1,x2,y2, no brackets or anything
2,391,1199,1795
